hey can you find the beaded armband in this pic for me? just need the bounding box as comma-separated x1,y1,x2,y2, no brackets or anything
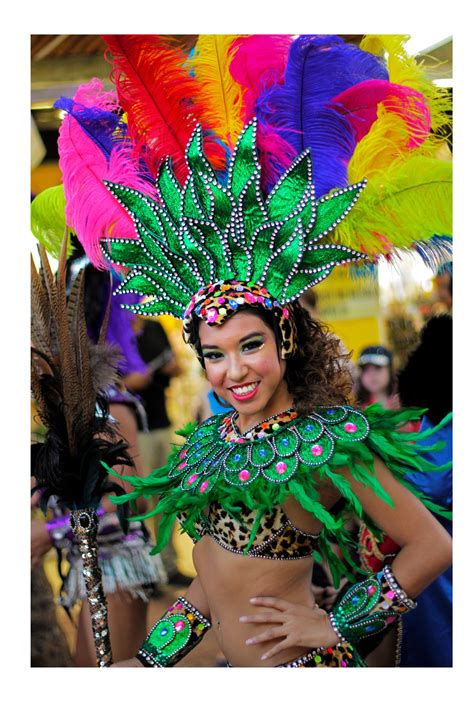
329,565,417,646
136,596,212,667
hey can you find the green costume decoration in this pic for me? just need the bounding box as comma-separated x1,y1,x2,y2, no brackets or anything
106,404,452,589
137,596,211,667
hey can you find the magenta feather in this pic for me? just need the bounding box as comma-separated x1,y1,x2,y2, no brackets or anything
229,35,293,122
229,34,297,191
57,79,155,268
331,79,431,147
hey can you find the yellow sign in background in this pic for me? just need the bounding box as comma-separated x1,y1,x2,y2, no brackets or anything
315,266,383,361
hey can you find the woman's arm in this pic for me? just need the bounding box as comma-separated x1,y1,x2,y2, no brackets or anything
241,455,452,660
339,454,452,597
112,576,211,667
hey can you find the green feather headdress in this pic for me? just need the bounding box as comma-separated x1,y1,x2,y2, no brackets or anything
101,118,367,322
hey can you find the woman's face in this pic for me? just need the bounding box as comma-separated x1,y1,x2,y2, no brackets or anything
360,364,391,395
198,310,292,425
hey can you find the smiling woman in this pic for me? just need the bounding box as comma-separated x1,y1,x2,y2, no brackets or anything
199,311,291,430
49,33,452,668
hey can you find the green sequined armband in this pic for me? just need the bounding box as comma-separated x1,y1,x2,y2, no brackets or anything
329,565,416,646
136,596,212,667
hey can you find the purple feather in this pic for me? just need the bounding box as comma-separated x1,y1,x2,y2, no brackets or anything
54,96,123,159
255,35,389,196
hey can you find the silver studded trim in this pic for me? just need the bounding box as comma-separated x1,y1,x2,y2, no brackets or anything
382,565,417,610
176,596,212,627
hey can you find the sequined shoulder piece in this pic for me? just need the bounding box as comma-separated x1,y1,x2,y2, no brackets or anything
167,406,370,497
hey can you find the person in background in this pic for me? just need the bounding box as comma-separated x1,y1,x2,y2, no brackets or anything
358,315,452,666
355,345,398,409
133,316,193,588
396,314,453,666
433,265,452,314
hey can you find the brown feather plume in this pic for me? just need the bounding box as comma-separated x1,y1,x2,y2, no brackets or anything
31,234,131,512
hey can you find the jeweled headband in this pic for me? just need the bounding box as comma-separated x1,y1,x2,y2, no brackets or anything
101,119,367,361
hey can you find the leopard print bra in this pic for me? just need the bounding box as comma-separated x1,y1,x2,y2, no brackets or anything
177,408,321,560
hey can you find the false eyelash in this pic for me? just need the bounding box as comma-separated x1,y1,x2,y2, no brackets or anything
241,339,265,352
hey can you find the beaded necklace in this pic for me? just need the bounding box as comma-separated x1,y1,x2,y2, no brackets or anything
230,406,297,440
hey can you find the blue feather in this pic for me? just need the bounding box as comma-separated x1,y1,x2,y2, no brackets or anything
255,35,389,197
54,96,123,159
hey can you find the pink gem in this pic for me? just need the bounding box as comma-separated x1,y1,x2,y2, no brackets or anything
341,661,347,667
275,461,287,475
344,422,358,433
218,297,226,304
178,462,187,470
282,308,289,318
187,474,198,485
367,585,376,596
311,444,323,457
237,438,245,444
175,603,183,609
200,480,209,493
244,292,256,303
207,308,218,323
386,616,397,624
238,470,250,482
257,296,265,303
174,620,185,632
179,449,188,459
386,591,395,600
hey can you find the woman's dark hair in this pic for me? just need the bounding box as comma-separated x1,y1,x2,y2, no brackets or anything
189,301,354,416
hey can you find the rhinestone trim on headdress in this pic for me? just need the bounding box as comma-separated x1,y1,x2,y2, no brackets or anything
101,119,367,339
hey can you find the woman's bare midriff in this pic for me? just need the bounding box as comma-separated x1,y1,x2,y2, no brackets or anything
193,534,315,667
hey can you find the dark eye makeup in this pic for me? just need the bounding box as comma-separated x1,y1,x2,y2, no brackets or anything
202,335,266,360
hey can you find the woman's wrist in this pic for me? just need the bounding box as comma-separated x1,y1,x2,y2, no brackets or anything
307,608,342,649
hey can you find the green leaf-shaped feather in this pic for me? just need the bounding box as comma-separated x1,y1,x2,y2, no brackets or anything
239,170,268,244
266,150,312,221
101,237,159,271
298,244,365,274
182,177,207,221
104,181,163,237
249,222,283,283
156,158,182,226
201,174,235,231
186,219,234,281
185,124,217,182
181,225,215,285
281,268,332,302
310,181,367,243
121,298,183,317
228,119,258,200
259,219,305,299
116,268,191,306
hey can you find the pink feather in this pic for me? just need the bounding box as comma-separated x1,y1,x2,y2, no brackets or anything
331,79,431,148
58,79,155,269
229,35,293,121
229,34,297,190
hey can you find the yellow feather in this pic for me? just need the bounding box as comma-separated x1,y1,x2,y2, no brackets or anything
347,105,442,183
360,34,452,135
186,35,245,148
334,155,452,255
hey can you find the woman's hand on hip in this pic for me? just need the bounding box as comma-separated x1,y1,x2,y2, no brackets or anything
239,596,340,661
